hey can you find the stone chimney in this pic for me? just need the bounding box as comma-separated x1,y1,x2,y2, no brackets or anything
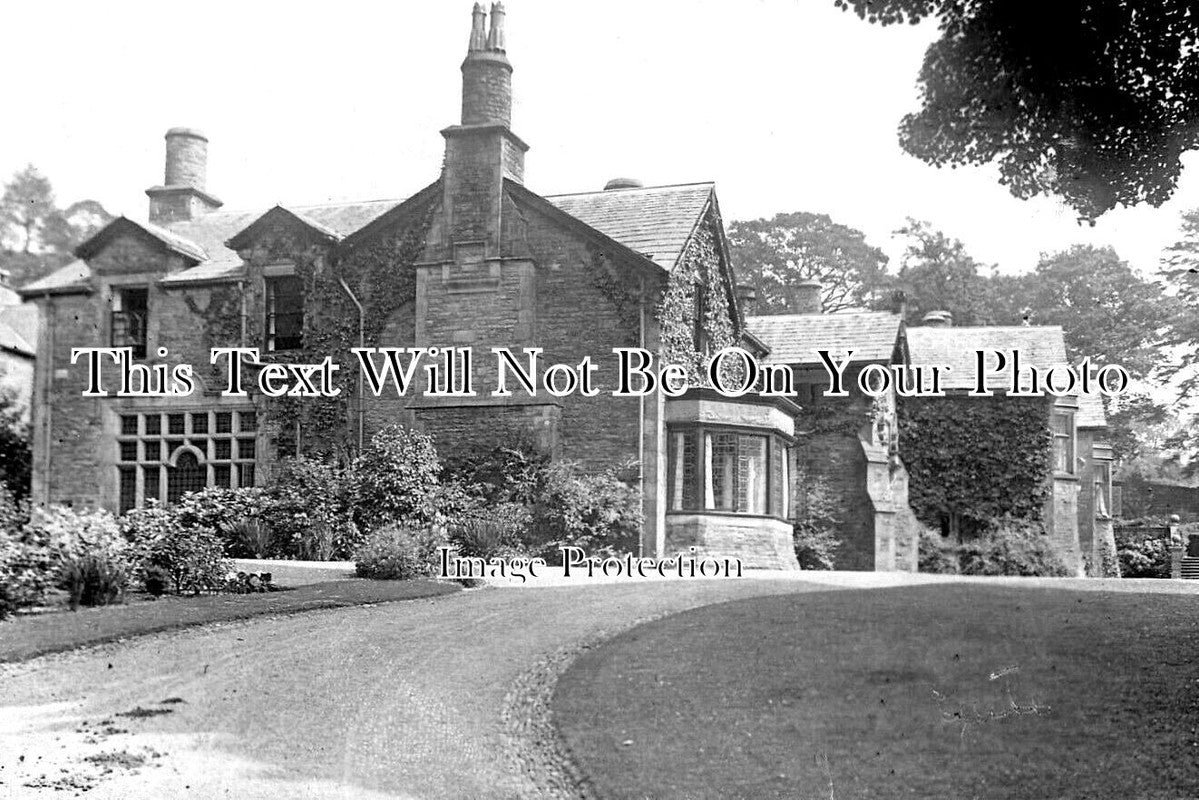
791,279,823,314
922,310,953,327
436,2,528,260
146,127,222,225
736,283,757,316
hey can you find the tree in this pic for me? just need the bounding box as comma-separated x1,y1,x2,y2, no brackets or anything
1022,245,1174,382
727,211,888,313
1161,209,1199,472
0,166,112,285
0,166,55,254
838,0,1199,219
874,219,997,326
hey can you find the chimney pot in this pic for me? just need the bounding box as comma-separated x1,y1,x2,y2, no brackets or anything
792,279,823,314
486,2,506,51
921,310,953,327
468,3,487,51
603,177,643,190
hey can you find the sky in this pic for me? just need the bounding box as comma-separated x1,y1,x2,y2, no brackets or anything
4,0,1199,278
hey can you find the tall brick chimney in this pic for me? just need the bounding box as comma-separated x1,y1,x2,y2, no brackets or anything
791,279,823,314
146,127,223,225
435,3,529,260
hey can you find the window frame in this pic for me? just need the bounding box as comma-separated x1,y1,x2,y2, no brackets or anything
1051,409,1076,477
264,274,304,353
110,286,149,359
116,409,260,511
666,423,791,521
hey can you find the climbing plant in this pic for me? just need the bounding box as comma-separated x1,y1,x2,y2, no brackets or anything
658,218,738,385
898,394,1052,539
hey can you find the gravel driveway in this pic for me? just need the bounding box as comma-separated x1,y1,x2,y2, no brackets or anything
0,579,834,799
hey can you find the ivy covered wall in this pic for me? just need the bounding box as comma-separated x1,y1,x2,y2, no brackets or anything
898,394,1053,539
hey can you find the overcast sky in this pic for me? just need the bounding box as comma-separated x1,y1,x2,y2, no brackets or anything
4,0,1199,277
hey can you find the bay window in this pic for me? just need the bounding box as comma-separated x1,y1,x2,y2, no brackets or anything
668,426,790,519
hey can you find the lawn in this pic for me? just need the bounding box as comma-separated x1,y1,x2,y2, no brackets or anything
553,584,1199,800
0,579,459,663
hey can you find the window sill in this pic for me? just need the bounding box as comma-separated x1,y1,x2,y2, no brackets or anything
667,509,791,525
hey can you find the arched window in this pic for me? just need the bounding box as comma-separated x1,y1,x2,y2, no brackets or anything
167,451,206,504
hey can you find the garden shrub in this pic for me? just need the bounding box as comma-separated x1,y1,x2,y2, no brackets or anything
442,432,549,506
22,506,133,604
122,504,229,595
792,469,842,570
264,457,359,560
448,502,532,559
1114,526,1171,578
61,554,127,610
352,425,442,532
957,518,1070,577
353,525,448,580
530,462,641,560
918,529,959,574
172,487,273,558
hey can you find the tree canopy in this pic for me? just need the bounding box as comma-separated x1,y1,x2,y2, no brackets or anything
838,0,1199,220
727,211,889,314
0,165,112,285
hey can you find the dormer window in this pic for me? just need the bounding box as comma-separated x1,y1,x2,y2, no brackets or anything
111,287,148,359
265,275,303,352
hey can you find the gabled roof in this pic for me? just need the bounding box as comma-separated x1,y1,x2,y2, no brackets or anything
166,199,405,280
19,259,92,296
905,325,1069,391
747,311,904,365
225,205,341,251
544,182,714,270
161,198,403,285
504,180,662,274
0,309,34,358
75,216,208,262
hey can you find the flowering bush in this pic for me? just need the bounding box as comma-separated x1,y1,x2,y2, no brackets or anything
121,504,229,595
531,462,641,560
263,457,359,560
353,525,448,580
172,487,273,558
957,518,1070,577
352,425,442,532
448,502,532,559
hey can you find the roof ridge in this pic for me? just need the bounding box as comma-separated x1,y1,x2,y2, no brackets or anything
543,181,715,199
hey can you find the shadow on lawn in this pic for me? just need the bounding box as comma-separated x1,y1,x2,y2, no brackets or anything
553,583,1199,800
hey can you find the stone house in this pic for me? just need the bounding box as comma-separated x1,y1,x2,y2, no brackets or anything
746,282,917,570
19,3,923,571
905,315,1116,575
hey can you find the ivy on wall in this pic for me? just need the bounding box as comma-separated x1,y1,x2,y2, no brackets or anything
657,218,738,384
208,215,431,464
898,394,1053,539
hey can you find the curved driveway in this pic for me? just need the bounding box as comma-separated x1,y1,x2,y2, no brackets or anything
0,579,833,799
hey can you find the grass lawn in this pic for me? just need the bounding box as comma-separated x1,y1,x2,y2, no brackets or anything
553,584,1199,800
0,579,459,664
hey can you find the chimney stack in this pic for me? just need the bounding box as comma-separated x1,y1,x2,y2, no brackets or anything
791,279,823,314
736,283,758,316
460,2,513,127
435,3,529,262
921,310,953,328
146,127,222,225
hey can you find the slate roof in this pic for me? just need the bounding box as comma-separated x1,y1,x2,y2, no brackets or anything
19,259,92,295
545,183,714,270
0,316,34,358
905,325,1070,391
746,311,903,365
163,199,402,284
